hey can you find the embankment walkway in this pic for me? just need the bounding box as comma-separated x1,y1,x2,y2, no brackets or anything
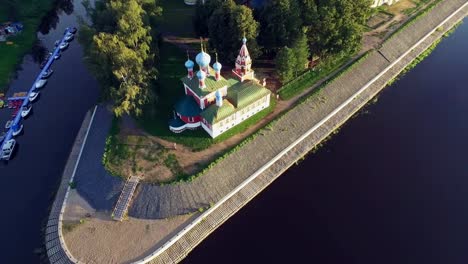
46,0,468,262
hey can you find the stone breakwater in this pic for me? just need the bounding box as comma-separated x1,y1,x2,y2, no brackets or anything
46,0,468,262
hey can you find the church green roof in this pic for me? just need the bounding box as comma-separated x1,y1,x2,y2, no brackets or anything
227,80,270,109
181,67,231,97
200,100,236,124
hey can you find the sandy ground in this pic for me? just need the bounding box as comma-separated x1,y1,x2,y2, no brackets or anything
63,190,197,264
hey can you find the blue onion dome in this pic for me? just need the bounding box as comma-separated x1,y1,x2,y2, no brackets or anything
185,59,194,69
197,70,206,79
196,51,211,67
213,61,222,72
242,37,247,44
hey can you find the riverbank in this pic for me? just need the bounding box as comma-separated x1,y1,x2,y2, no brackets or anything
48,0,468,262
0,0,54,92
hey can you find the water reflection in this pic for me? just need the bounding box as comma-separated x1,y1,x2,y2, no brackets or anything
38,0,74,35
31,41,48,65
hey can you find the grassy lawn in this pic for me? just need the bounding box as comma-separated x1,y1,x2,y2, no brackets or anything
157,0,196,37
0,0,53,92
137,42,276,151
278,54,352,100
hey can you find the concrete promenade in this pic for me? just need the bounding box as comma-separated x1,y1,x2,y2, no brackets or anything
46,0,468,262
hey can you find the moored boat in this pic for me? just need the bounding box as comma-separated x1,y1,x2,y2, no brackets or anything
41,69,53,79
35,79,47,89
21,104,32,118
29,91,39,102
12,123,23,137
59,42,69,50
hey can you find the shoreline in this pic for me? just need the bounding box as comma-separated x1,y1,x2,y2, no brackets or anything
46,0,468,263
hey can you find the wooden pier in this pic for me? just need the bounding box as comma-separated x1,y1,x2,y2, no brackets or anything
113,176,140,221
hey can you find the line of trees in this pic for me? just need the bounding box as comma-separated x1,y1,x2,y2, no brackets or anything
80,0,161,116
194,0,372,84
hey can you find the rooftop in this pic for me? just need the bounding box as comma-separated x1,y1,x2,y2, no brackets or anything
181,67,233,97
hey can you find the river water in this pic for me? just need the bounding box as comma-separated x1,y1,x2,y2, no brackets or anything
184,20,468,264
0,0,98,262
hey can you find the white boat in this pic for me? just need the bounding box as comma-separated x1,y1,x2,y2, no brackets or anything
49,52,60,60
35,79,47,89
5,120,12,129
41,69,53,79
59,42,69,50
64,32,74,42
29,91,39,102
12,124,23,137
1,139,16,160
21,104,32,118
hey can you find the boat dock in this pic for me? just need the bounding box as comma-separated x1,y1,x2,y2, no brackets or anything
0,27,75,160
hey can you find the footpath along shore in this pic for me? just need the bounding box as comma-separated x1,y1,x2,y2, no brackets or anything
46,0,468,263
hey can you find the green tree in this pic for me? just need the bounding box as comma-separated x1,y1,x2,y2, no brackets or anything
291,32,310,76
275,46,296,84
193,0,223,37
82,0,160,116
301,0,371,57
208,0,261,63
257,0,303,52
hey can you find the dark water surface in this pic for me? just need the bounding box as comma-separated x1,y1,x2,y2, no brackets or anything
0,0,98,262
184,21,468,264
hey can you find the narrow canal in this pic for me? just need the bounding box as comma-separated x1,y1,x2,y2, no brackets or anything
184,20,468,264
0,0,98,262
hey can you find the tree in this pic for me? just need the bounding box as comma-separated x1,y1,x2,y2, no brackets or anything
291,32,310,76
84,0,160,116
193,0,223,37
300,0,371,57
275,47,296,84
208,0,261,63
257,0,303,52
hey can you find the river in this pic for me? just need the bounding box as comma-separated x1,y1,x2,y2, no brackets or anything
183,20,468,264
0,0,98,262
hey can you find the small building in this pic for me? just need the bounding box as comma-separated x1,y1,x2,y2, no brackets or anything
371,0,400,8
169,37,271,138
